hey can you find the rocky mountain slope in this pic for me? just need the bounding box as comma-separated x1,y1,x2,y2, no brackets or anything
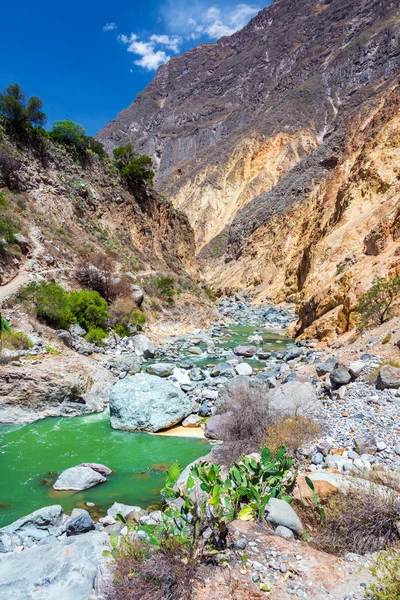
97,0,400,339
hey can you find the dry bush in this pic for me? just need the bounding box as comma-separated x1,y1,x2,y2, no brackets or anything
264,416,321,454
76,254,130,301
313,486,400,555
109,297,146,335
106,539,199,600
0,150,22,188
213,384,280,465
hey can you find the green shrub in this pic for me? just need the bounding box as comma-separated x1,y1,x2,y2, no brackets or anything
113,143,154,187
49,119,106,162
0,83,46,133
18,282,75,329
69,289,109,331
367,550,400,600
0,316,11,332
0,217,17,244
2,329,33,351
85,328,107,347
156,277,175,304
382,332,392,344
355,276,400,330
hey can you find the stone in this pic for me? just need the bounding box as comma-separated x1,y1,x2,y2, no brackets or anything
130,334,155,358
0,531,110,599
107,355,141,375
354,436,377,455
311,452,324,465
315,440,333,456
248,334,263,345
131,284,144,307
56,329,74,348
69,323,87,336
233,345,257,357
146,363,175,377
53,466,106,491
275,525,294,539
107,503,145,520
348,361,365,379
109,373,192,432
316,356,338,376
78,463,113,476
266,498,303,535
182,414,202,427
330,364,351,387
66,511,95,536
0,506,64,546
377,365,400,390
13,233,31,253
211,362,235,378
235,362,253,376
269,381,321,416
204,413,232,439
187,346,202,355
189,367,206,381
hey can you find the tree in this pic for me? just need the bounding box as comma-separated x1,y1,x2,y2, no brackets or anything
0,83,46,132
355,275,400,330
50,119,86,145
113,143,155,187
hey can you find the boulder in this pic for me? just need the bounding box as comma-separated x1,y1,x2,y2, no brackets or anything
109,374,192,432
234,363,253,376
248,334,263,346
106,355,141,375
268,381,321,416
0,505,64,546
0,531,110,600
265,498,303,534
211,362,235,378
204,413,232,439
330,364,351,387
69,323,87,336
78,462,112,476
13,233,31,254
53,466,106,491
0,355,114,424
107,502,145,520
129,334,155,358
377,365,400,390
189,367,206,381
348,361,365,379
233,345,257,357
131,285,144,307
146,363,175,377
66,511,95,536
182,414,202,427
187,346,203,355
56,330,74,348
316,356,338,376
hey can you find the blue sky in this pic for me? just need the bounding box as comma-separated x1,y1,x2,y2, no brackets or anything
0,1,266,135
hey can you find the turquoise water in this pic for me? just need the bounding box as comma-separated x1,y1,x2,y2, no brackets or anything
0,412,210,527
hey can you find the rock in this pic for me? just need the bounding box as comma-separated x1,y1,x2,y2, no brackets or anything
234,363,253,376
376,441,387,451
269,381,321,416
315,440,333,456
106,355,141,375
266,498,303,535
53,466,106,491
275,525,294,540
56,329,74,348
187,346,202,355
248,334,263,346
189,367,206,381
78,463,112,476
182,414,202,427
146,363,175,377
109,373,192,432
354,435,377,455
364,219,390,255
204,413,232,439
131,285,144,307
348,361,365,379
233,345,257,357
0,531,110,599
66,511,95,536
316,356,338,376
0,506,64,547
13,233,31,254
330,364,351,387
377,365,400,390
311,452,324,465
69,323,87,336
211,362,235,378
0,355,114,424
130,334,155,358
107,502,145,520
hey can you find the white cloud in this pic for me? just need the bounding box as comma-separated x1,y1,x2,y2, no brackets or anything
118,33,173,71
103,22,117,32
150,34,182,53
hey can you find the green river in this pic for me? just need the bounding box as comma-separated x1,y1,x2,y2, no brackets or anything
0,324,291,528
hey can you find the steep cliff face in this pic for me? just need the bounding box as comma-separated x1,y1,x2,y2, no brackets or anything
97,0,400,249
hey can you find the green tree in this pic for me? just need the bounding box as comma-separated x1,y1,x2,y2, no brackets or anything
0,84,46,132
355,275,400,330
18,282,75,330
50,119,86,146
69,289,109,331
113,143,155,186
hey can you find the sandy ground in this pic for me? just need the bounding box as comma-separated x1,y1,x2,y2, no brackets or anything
152,424,206,438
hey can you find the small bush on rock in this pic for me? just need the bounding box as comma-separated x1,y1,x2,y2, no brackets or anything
85,327,107,347
367,550,400,600
2,329,33,351
156,277,175,304
110,297,146,336
355,276,400,330
17,282,75,329
264,416,321,454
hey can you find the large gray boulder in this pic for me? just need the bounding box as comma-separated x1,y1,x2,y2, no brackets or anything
266,498,303,535
53,466,106,491
65,511,95,536
0,531,110,600
211,362,235,378
109,374,192,432
330,364,351,387
106,355,141,376
129,334,155,358
204,413,233,440
233,345,257,357
131,285,144,307
268,380,321,416
377,365,400,390
0,505,65,549
146,363,175,377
